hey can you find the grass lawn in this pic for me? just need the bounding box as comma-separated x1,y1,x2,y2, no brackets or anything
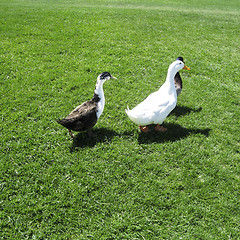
0,0,239,239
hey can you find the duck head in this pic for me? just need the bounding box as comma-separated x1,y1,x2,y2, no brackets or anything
176,56,190,71
98,72,117,83
169,59,190,74
176,56,184,62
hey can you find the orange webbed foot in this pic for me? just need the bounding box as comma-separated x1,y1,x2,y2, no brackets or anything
139,126,150,133
154,124,167,132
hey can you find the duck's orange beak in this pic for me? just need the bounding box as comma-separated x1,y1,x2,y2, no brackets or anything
183,65,190,70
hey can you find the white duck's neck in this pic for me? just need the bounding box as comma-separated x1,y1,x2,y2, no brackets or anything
94,79,105,119
163,66,178,94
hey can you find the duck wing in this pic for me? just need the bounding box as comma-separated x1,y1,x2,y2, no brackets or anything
58,100,98,131
130,88,171,113
126,92,177,126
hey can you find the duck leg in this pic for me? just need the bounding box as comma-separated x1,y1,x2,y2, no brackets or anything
154,124,167,132
139,126,150,133
68,129,74,138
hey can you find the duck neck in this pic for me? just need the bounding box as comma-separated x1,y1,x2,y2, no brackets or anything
93,79,105,118
163,68,177,94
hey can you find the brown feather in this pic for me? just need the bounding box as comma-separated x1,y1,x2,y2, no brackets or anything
57,99,98,131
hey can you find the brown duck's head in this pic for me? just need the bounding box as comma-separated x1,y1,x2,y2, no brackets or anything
98,72,117,82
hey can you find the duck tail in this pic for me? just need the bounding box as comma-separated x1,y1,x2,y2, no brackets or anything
125,109,140,125
125,106,135,119
57,118,70,127
125,105,130,113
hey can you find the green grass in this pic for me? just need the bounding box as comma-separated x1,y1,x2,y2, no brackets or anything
0,0,239,239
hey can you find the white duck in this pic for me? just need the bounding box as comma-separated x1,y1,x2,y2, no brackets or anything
125,59,190,133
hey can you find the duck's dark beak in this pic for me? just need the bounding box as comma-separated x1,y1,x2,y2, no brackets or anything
183,65,190,70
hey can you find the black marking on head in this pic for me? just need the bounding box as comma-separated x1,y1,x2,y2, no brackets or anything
176,56,184,63
99,72,111,80
92,93,101,103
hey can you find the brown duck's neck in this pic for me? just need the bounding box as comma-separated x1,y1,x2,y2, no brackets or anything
94,79,105,118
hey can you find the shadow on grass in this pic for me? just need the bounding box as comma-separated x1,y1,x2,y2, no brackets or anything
170,105,202,118
138,123,210,144
70,127,119,151
70,106,207,149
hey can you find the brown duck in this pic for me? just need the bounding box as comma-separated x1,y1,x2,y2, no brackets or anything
174,56,186,96
58,72,116,138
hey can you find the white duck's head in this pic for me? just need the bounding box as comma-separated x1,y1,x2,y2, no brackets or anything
97,72,117,83
168,59,190,75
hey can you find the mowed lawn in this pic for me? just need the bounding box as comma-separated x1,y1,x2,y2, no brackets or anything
0,0,239,239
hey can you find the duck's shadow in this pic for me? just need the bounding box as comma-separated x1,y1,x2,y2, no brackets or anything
171,105,202,117
70,128,118,151
138,105,209,143
138,123,210,144
71,105,208,148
